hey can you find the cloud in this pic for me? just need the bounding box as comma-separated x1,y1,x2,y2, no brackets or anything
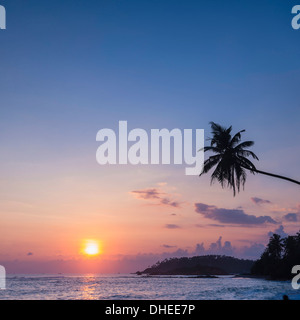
131,189,161,200
131,188,181,208
27,252,33,256
283,213,298,222
161,244,177,249
195,224,225,228
193,237,233,256
281,204,300,223
160,198,180,208
193,237,262,259
208,236,234,256
157,182,167,186
193,237,267,260
194,243,206,255
268,225,288,238
161,237,235,257
251,197,271,205
237,243,265,260
195,203,277,225
164,224,181,229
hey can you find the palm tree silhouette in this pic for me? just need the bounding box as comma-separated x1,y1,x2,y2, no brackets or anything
267,234,283,260
200,122,300,196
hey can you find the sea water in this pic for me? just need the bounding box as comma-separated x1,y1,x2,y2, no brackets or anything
0,274,299,300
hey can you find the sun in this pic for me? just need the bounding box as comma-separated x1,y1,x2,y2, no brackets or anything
82,240,101,256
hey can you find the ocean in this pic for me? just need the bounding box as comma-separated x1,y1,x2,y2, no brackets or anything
0,274,299,300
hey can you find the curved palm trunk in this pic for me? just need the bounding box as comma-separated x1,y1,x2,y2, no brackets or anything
242,166,300,186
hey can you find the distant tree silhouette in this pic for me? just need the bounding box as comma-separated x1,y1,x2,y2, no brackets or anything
200,122,300,196
137,255,253,275
252,231,300,279
268,234,283,260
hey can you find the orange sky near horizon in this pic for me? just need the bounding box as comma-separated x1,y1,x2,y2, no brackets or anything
1,161,299,273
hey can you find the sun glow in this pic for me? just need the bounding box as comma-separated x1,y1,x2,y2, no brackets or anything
82,240,101,256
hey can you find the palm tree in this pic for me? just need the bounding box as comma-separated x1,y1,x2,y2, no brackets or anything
200,122,300,196
267,234,283,261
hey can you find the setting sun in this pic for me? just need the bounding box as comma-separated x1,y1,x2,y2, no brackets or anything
82,240,101,256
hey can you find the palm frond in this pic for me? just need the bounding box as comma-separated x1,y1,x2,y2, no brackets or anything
229,129,246,147
237,149,259,160
238,157,257,172
200,155,222,176
235,141,255,150
200,146,223,153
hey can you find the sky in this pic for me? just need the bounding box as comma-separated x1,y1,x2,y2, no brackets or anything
1,0,300,273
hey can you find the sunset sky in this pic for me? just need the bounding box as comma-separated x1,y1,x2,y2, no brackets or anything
1,0,300,273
